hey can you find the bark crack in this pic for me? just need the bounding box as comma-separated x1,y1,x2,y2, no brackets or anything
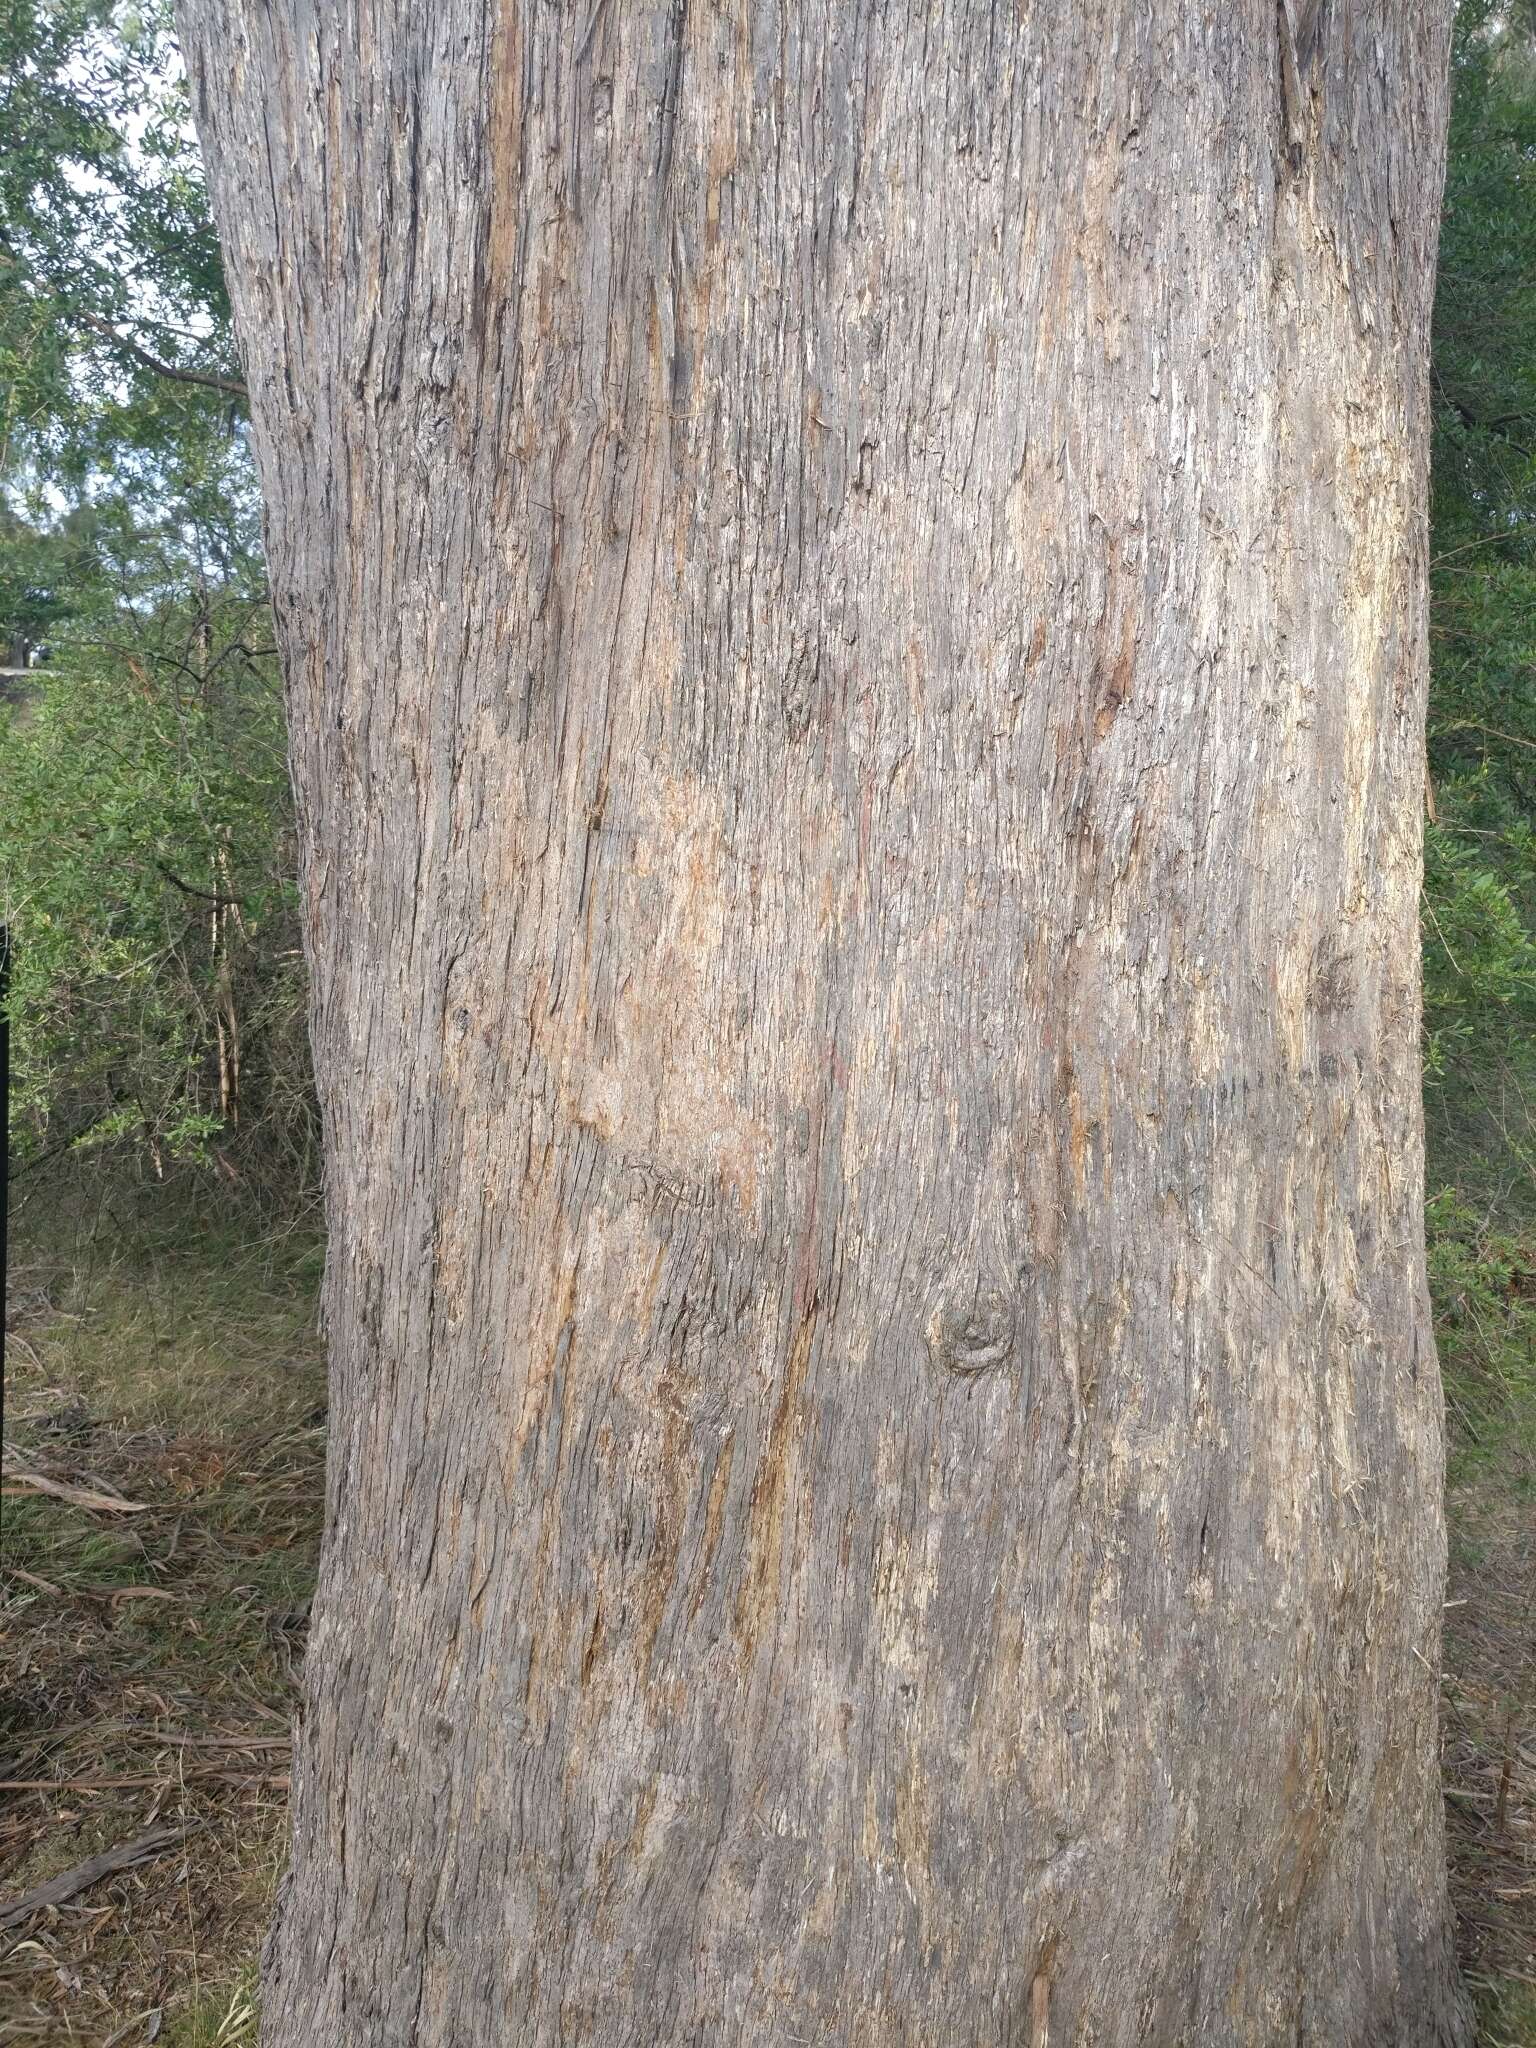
1277,0,1327,175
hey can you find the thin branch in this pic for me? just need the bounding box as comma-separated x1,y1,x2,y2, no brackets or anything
1431,528,1532,568
74,308,248,400
155,862,245,909
0,1826,190,1928
1444,721,1536,756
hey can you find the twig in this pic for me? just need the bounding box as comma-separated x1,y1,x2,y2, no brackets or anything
153,864,245,910
1495,1707,1517,1832
100,2010,164,2048
0,1826,188,1928
74,310,247,400
156,1732,290,1751
0,1460,148,1513
0,1769,288,1792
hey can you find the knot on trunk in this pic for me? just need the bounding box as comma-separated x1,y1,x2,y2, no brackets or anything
928,1280,1018,1379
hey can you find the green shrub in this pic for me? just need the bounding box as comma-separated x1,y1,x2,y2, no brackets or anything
0,558,315,1202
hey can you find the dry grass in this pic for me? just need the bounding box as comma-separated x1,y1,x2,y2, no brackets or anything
0,1224,323,2046
1446,1477,1536,2045
1434,1188,1536,2046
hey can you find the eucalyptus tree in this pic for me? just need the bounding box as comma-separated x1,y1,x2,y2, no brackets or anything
180,4,1471,2040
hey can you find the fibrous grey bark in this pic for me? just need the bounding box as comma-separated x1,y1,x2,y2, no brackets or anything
178,2,1469,2040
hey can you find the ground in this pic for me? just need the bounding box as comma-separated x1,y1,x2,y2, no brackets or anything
0,1204,1532,2044
0,1212,323,2045
1437,1188,1536,2045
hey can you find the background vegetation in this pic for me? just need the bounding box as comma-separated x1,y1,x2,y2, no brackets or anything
0,0,311,1213
1,2,1534,2041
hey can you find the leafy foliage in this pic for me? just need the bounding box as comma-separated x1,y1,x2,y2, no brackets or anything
1424,3,1536,1224
1422,28,1536,2022
2,570,310,1190
0,4,309,1202
1428,1188,1536,1470
0,0,241,487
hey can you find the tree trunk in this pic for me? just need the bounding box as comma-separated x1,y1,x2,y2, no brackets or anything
180,3,1469,2040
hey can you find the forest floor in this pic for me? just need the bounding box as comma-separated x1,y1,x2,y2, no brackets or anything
0,1216,324,2046
1440,1199,1536,2048
0,1209,1533,2045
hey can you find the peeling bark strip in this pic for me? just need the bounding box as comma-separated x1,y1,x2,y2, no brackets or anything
178,3,1469,2041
